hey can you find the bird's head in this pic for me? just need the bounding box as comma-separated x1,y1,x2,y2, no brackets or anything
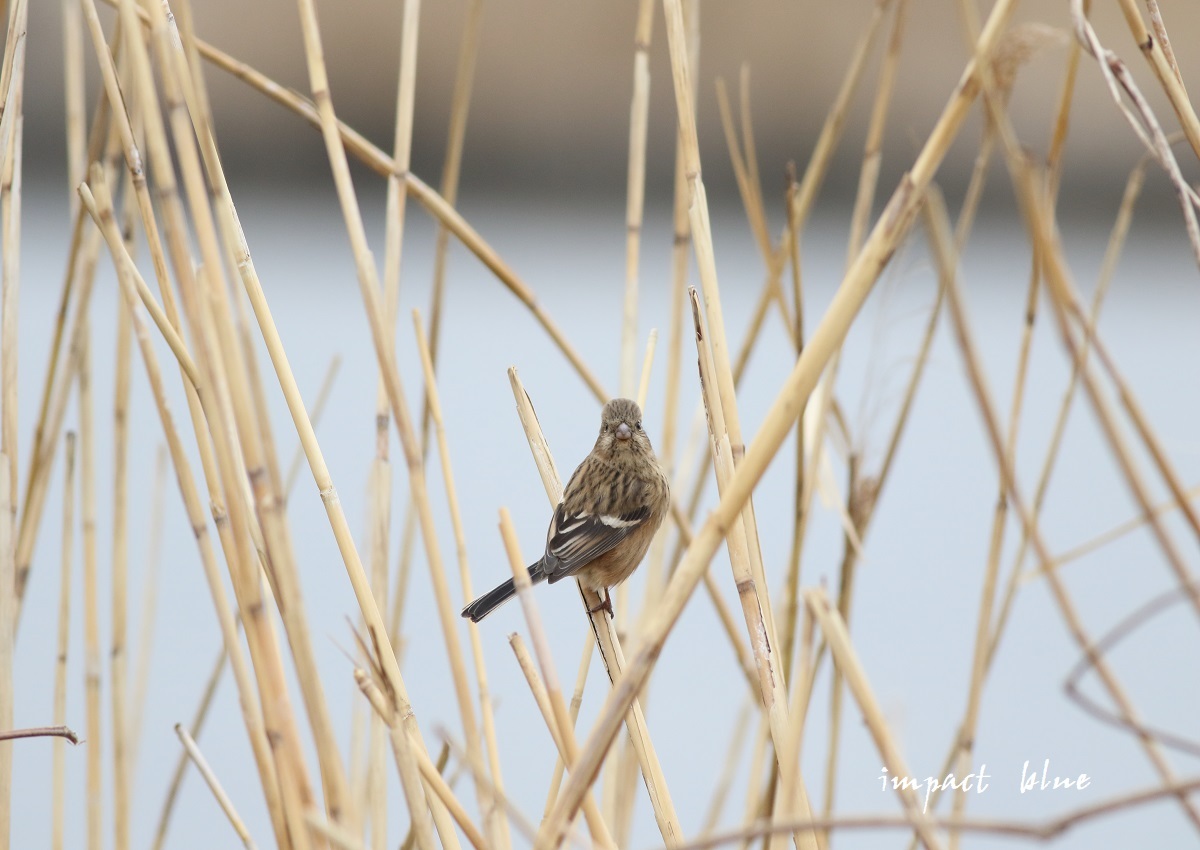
596,398,652,459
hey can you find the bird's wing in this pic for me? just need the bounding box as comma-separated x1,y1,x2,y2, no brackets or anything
542,502,652,582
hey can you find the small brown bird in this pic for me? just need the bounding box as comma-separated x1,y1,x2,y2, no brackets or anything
462,398,670,623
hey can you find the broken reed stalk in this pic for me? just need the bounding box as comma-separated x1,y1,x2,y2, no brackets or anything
508,367,683,848
540,2,1020,845
354,670,479,850
174,724,258,850
663,6,818,843
543,633,594,816
498,512,618,850
150,646,227,850
51,433,76,850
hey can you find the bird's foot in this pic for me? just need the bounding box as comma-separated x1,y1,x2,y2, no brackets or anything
587,589,614,618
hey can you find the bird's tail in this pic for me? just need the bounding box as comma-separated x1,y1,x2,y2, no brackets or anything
461,560,547,622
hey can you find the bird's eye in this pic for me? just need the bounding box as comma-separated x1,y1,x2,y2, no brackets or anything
636,421,643,430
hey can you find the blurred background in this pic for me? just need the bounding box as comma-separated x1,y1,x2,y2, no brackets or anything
10,1,1200,850
20,0,1200,207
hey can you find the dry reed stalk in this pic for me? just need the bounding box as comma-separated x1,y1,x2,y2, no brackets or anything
0,451,10,850
909,70,1128,841
441,735,589,850
664,504,758,692
779,170,807,685
922,23,1077,845
663,2,778,663
151,646,228,850
507,634,567,758
411,311,510,849
420,0,484,448
13,16,109,626
78,322,102,850
183,264,319,845
508,367,684,847
283,356,341,498
1055,480,1200,566
714,73,770,259
652,773,1200,849
1070,0,1200,266
691,288,821,850
0,7,21,801
388,508,417,652
80,168,293,847
164,4,462,822
0,0,25,544
50,433,76,850
174,724,258,849
354,670,474,850
129,445,168,770
78,0,173,350
541,2,1020,843
775,603,823,850
62,0,86,207
111,280,132,850
636,329,658,415
927,182,1200,831
137,0,416,829
813,3,909,811
735,710,772,848
110,6,611,405
804,589,944,850
698,699,752,838
652,0,697,605
206,223,354,824
621,0,655,398
12,109,111,631
612,324,661,842
364,456,390,850
662,12,812,843
543,633,594,815
305,812,367,850
500,513,618,849
790,0,894,235
1115,0,1200,161
848,0,908,260
966,40,1200,625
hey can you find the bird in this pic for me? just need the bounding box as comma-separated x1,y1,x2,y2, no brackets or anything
462,398,670,623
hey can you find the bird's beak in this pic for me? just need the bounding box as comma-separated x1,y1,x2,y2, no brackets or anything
616,422,632,441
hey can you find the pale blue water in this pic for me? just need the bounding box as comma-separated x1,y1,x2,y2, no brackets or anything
9,178,1200,849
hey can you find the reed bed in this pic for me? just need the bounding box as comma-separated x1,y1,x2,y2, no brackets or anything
3,0,1200,849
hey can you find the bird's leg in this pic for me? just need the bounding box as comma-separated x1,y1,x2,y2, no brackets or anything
587,588,614,617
